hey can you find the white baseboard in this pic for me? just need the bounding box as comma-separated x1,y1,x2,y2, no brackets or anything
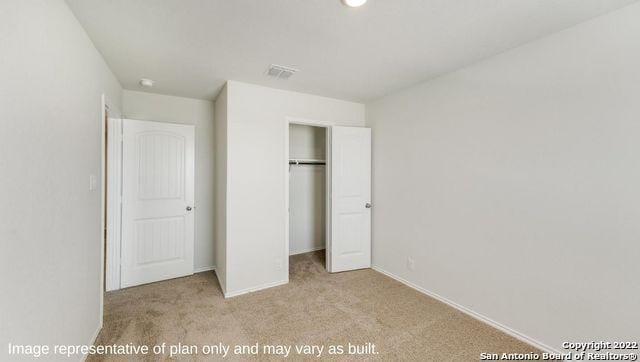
215,270,227,295
290,246,325,256
371,266,560,355
194,265,216,273
224,279,288,298
82,322,102,361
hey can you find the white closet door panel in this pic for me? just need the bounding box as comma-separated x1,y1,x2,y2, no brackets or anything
121,119,195,288
330,126,371,272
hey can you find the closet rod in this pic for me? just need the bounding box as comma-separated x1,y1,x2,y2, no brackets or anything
288,160,326,165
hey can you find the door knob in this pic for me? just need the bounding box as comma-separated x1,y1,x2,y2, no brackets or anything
186,206,193,211
365,203,372,209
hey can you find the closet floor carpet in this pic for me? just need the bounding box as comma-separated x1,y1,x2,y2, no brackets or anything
91,251,539,361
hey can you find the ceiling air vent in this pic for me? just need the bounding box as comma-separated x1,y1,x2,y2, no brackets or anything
266,64,299,80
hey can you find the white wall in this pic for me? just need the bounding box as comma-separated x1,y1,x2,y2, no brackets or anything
289,124,326,160
0,0,122,354
289,125,326,255
122,90,216,272
223,81,365,296
214,85,228,293
367,3,640,351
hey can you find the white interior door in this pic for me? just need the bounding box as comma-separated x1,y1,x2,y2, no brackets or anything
121,119,195,288
330,126,371,272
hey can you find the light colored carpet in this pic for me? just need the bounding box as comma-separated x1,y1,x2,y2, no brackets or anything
91,251,538,361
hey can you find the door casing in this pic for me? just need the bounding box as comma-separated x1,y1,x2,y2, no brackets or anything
101,94,122,326
105,110,122,292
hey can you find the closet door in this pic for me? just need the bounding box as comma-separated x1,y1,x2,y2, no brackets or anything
121,119,195,288
330,126,371,272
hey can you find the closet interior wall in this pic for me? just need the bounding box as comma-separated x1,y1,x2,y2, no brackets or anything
289,124,326,256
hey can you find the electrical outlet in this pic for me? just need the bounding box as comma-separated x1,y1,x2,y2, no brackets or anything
406,257,415,271
275,258,284,271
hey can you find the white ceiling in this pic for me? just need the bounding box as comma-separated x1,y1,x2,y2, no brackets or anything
65,0,636,102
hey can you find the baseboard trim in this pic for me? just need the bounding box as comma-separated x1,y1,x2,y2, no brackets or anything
82,322,102,361
224,279,288,298
194,265,216,273
290,246,325,256
371,266,560,355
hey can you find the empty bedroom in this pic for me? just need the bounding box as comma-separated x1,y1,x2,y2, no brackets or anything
1,0,639,360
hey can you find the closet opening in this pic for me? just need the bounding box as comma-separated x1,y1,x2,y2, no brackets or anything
287,122,330,273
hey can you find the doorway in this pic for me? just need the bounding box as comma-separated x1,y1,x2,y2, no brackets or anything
285,118,372,276
288,124,328,271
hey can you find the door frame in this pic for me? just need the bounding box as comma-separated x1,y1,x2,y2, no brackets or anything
104,107,123,293
284,117,333,274
100,94,122,324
